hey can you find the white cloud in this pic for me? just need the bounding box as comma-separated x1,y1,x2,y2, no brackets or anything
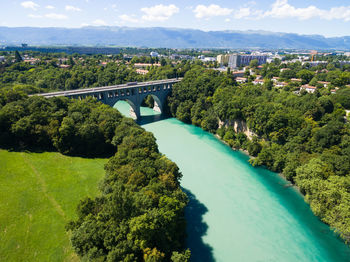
93,19,107,26
21,1,39,11
225,18,231,22
28,14,42,18
65,5,82,12
45,5,55,10
263,0,350,21
327,7,350,22
234,8,251,19
45,13,68,20
141,4,179,21
194,4,233,19
119,14,138,23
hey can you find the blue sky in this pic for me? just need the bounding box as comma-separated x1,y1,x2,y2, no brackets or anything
2,0,350,37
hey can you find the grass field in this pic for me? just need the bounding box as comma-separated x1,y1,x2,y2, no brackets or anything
0,150,107,262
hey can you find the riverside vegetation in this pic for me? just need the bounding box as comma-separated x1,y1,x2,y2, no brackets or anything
0,90,190,261
167,64,350,243
1,50,350,259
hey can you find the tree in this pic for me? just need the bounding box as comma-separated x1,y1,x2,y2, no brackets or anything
249,59,259,68
14,50,22,62
297,69,314,84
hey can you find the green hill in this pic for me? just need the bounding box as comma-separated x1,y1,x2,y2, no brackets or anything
0,150,107,262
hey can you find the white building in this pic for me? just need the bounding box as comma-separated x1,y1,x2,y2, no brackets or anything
150,51,159,57
301,84,317,93
236,77,247,83
202,57,216,62
253,79,264,85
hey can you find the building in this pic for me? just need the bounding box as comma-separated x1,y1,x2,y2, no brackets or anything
134,63,161,68
275,82,288,88
202,57,216,62
280,68,291,72
23,58,40,65
136,69,149,75
228,55,239,68
302,61,328,67
301,84,317,93
217,54,267,68
272,77,280,82
253,79,264,85
236,77,247,83
318,81,330,87
232,71,245,78
0,56,5,62
150,51,159,57
217,54,228,65
59,64,71,68
232,54,267,68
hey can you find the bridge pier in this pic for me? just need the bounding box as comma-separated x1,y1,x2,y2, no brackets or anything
129,104,141,119
153,103,162,113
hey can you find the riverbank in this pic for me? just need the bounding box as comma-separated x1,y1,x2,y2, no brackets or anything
116,101,350,261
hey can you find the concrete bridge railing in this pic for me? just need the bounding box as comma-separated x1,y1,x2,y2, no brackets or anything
34,78,182,119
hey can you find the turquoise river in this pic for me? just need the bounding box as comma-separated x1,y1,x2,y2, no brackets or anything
115,101,350,262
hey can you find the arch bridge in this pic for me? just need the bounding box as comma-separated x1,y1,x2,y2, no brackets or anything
36,78,182,119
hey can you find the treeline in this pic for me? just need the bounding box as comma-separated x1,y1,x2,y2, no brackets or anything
168,67,350,243
0,52,190,94
0,90,190,261
0,90,123,156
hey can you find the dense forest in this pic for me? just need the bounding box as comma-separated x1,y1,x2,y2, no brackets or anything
168,63,350,243
0,89,190,261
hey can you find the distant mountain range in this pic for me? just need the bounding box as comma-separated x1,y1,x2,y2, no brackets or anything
0,26,350,50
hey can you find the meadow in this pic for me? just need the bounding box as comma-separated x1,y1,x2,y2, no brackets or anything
0,150,107,261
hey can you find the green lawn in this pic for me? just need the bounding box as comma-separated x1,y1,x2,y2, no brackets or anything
0,150,107,262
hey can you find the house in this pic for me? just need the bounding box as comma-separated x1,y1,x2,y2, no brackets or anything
290,78,302,82
317,81,330,87
253,79,264,85
255,75,263,80
134,63,161,68
136,69,149,75
275,82,288,88
301,84,317,93
272,77,280,82
150,51,159,57
23,58,40,65
280,68,291,72
59,64,71,68
236,77,247,83
232,71,245,78
0,56,5,62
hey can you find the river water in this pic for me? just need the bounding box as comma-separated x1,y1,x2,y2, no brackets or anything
115,101,350,262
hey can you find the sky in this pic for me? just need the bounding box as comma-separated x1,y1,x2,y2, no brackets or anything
1,0,350,37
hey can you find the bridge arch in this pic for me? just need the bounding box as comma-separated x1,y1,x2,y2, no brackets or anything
110,98,140,119
140,93,165,113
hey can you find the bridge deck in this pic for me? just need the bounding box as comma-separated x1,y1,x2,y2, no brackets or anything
34,78,181,98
